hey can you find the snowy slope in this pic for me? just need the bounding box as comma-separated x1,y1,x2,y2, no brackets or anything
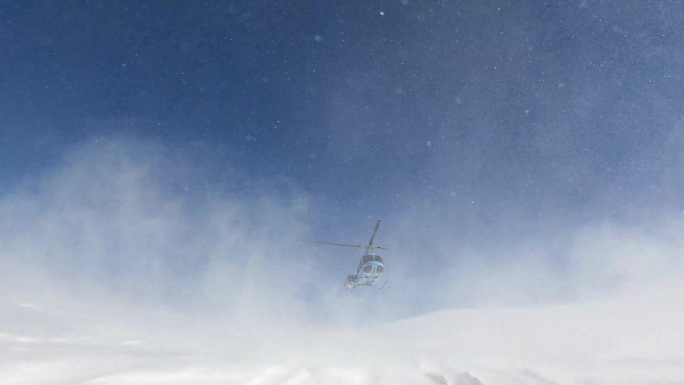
2,286,683,385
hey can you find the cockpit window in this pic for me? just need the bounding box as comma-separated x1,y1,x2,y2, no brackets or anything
363,255,383,263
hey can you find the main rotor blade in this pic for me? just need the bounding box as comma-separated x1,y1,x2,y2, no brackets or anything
304,240,366,248
368,219,382,246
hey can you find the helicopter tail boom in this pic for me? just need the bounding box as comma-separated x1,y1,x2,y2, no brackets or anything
368,219,382,246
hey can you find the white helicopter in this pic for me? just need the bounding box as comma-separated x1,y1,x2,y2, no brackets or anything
308,219,387,290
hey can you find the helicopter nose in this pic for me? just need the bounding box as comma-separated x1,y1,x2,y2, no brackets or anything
362,263,384,275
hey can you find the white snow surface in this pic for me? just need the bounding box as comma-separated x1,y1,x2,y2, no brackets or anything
2,285,683,385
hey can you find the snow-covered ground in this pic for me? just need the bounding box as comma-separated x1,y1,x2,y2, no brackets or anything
2,141,683,384
2,285,682,385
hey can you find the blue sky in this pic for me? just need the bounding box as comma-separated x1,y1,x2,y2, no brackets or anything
2,1,684,321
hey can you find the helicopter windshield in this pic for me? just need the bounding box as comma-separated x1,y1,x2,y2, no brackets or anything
362,255,383,264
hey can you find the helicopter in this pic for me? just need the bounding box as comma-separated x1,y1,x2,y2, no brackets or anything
307,219,387,290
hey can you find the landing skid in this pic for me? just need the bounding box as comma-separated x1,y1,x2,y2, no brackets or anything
345,275,388,292
379,280,390,295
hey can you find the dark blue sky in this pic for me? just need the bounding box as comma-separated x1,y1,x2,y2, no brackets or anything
3,1,683,222
2,1,684,312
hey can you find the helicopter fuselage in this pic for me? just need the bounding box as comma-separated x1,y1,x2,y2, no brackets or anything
345,254,384,290
307,218,386,291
